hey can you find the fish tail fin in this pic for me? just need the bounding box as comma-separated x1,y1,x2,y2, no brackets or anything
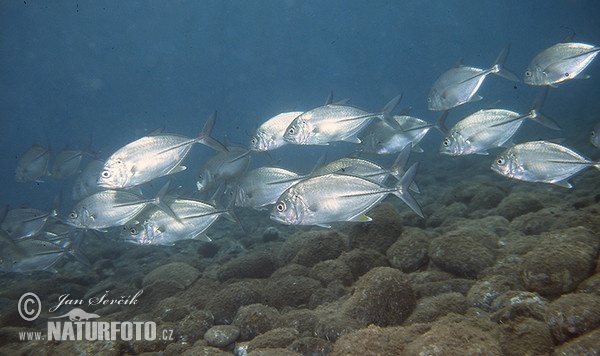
197,112,228,152
66,230,92,267
214,184,246,233
490,44,519,82
434,110,450,135
152,180,180,221
380,94,404,130
388,144,412,178
528,87,562,130
392,162,424,218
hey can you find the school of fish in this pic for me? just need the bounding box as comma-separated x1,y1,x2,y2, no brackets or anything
4,39,600,273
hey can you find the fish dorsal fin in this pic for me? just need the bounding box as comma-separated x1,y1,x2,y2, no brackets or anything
147,127,165,136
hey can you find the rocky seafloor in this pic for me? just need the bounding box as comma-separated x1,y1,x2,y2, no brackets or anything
1,157,600,355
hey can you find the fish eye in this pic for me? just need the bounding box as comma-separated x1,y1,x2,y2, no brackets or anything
525,70,532,77
69,211,78,219
101,170,111,178
288,127,295,135
496,157,505,165
250,137,257,145
129,227,138,235
564,72,570,78
426,97,432,103
276,202,286,212
443,138,450,146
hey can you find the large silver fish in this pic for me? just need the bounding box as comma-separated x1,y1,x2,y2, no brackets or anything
283,95,403,145
360,115,433,154
98,113,226,189
270,163,423,227
440,92,560,156
491,140,600,188
233,166,305,208
524,42,600,87
122,198,230,245
591,122,600,148
66,188,169,230
15,144,51,183
427,46,519,111
196,146,251,194
249,112,303,151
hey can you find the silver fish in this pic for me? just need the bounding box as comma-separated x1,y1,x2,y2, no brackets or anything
591,122,600,148
491,140,600,188
98,113,226,189
0,238,66,273
270,163,423,227
524,42,600,86
440,102,559,156
283,95,403,145
50,147,91,180
122,198,229,245
2,207,56,239
72,159,105,201
15,145,51,183
233,166,305,208
314,145,419,192
360,115,432,154
66,189,166,230
196,146,251,194
427,46,519,111
249,112,303,151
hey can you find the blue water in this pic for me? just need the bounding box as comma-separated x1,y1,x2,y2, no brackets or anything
1,0,599,210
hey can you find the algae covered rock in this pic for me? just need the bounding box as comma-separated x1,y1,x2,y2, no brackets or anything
520,228,596,296
343,267,416,326
386,227,430,273
332,324,427,356
205,280,266,324
546,293,600,343
282,230,347,267
428,230,495,278
216,251,275,281
494,192,544,221
232,303,280,341
142,262,201,289
347,202,403,253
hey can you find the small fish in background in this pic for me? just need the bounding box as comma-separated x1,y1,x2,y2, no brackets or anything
71,159,105,201
1,206,57,239
50,143,95,180
122,197,235,246
270,163,423,227
232,166,307,209
0,229,89,274
427,46,519,111
359,114,436,155
196,146,251,194
491,140,600,188
15,144,51,183
283,94,403,145
524,42,600,87
590,122,600,148
98,112,227,189
249,111,303,152
439,89,561,156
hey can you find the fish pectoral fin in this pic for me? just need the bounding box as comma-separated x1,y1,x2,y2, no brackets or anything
350,214,372,223
468,95,483,103
170,166,187,174
552,180,573,189
344,136,362,144
315,223,331,228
